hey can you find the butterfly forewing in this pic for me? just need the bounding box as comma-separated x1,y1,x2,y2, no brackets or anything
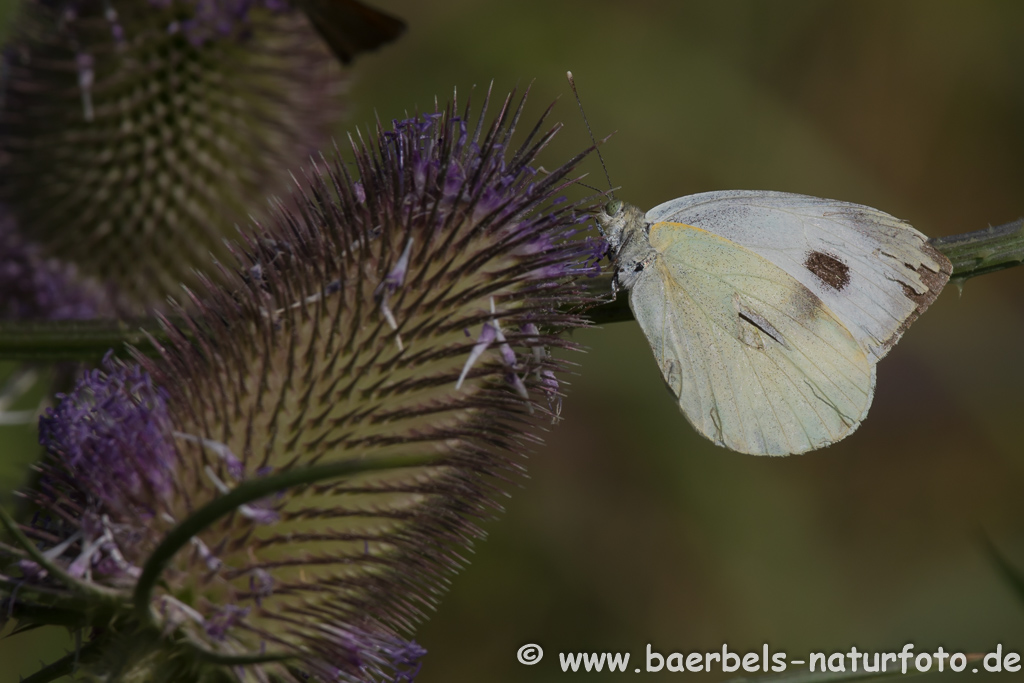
645,191,952,362
630,222,875,455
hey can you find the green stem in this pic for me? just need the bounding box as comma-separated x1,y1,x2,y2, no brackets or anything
932,218,1024,281
182,639,295,666
981,534,1024,608
17,636,103,683
3,602,91,629
0,318,166,360
132,453,437,623
0,573,95,601
0,218,1020,355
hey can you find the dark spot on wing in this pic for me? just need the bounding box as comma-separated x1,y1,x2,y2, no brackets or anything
804,251,850,291
634,262,645,272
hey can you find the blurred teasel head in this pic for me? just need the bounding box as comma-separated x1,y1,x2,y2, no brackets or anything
0,0,394,315
1,89,601,681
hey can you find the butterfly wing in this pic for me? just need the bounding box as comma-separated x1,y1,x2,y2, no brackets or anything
646,191,951,362
297,0,406,64
631,222,874,455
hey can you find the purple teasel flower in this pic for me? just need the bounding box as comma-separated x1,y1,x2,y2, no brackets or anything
1,88,602,682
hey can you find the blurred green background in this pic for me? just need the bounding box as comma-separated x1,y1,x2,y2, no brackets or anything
3,0,1024,680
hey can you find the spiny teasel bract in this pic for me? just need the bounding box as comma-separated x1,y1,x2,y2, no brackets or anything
0,0,346,315
6,88,602,682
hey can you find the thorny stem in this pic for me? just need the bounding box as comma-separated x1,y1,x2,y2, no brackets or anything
0,218,1021,353
181,639,296,666
0,318,170,360
18,639,104,683
931,218,1024,282
1,601,90,628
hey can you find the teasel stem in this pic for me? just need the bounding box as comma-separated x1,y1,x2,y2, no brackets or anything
0,318,167,360
18,639,104,683
0,216,1018,346
931,218,1024,283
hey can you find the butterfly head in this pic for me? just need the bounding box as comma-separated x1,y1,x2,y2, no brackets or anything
595,198,645,255
595,197,624,246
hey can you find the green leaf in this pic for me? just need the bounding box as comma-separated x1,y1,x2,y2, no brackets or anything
983,535,1024,607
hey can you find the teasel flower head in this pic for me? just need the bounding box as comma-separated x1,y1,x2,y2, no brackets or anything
0,0,348,315
2,89,602,682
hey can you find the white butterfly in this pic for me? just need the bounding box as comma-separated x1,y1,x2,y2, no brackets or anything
597,190,952,456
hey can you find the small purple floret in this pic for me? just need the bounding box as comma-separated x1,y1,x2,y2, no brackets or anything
0,208,108,320
151,0,296,46
309,626,427,683
205,605,251,641
38,355,177,518
380,113,598,284
248,568,275,605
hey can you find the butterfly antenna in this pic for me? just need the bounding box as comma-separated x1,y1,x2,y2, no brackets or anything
567,71,614,197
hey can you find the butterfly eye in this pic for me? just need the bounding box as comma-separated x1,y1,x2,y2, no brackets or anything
605,198,623,216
